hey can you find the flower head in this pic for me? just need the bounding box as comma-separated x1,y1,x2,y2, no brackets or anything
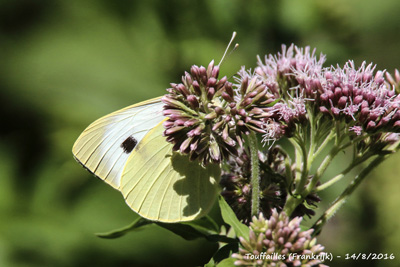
163,61,278,164
318,62,395,127
254,45,324,141
256,44,326,98
256,45,400,142
162,60,237,164
232,210,327,267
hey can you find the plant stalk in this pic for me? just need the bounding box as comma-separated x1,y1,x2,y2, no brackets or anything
312,155,387,235
249,131,260,217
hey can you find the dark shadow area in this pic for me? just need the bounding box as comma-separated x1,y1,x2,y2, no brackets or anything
171,152,221,218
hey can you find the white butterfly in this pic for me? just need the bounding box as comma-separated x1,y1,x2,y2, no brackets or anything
73,97,220,222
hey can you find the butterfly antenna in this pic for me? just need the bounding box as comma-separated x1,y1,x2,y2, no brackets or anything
218,32,239,67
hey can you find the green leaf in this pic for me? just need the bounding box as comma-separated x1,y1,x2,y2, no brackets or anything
96,217,152,239
218,196,249,240
300,224,310,232
156,222,208,241
184,215,220,234
157,217,234,242
204,258,216,267
205,234,238,243
377,150,393,156
213,242,239,264
216,257,236,267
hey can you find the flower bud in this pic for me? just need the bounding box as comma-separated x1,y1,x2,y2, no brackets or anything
338,96,348,109
319,106,329,114
190,65,200,79
207,77,217,87
366,121,376,131
206,60,215,77
180,137,192,153
186,95,199,109
207,87,215,100
212,120,224,131
187,124,205,137
183,72,192,86
215,76,227,89
184,119,198,127
204,111,217,120
165,126,185,135
209,140,221,161
353,95,364,105
191,80,201,96
215,106,224,115
222,91,233,102
334,87,342,101
240,76,248,96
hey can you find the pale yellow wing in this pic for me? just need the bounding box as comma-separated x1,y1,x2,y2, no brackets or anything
72,97,164,189
120,122,221,222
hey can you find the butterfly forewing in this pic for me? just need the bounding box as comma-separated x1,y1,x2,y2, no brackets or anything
72,97,164,189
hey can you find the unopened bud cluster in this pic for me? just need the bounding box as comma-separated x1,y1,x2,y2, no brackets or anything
232,210,327,267
162,61,277,164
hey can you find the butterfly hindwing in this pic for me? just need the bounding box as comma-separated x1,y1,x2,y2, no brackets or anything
120,122,221,222
72,97,164,189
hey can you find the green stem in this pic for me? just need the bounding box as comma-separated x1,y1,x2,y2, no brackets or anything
316,152,373,192
249,131,260,217
312,155,387,236
316,161,356,192
305,145,339,193
307,108,316,164
295,142,309,195
289,138,303,185
312,130,335,162
283,143,339,216
334,121,341,145
284,153,293,185
289,137,308,194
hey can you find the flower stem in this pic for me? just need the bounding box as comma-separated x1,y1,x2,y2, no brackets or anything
289,138,304,186
316,152,372,192
249,131,260,217
283,141,339,216
305,146,339,193
311,130,335,162
312,155,387,235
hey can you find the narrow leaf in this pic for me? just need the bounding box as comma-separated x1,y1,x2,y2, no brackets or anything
205,235,238,243
183,216,220,234
156,222,207,240
96,217,152,239
157,218,232,242
216,257,236,267
204,258,216,267
213,243,239,263
218,196,249,240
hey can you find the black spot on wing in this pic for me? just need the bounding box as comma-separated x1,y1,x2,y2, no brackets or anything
121,136,137,153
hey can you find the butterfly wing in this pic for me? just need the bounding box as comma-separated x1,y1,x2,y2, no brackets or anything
120,121,221,222
72,97,164,189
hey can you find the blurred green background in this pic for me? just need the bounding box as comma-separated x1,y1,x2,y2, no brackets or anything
1,0,400,266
